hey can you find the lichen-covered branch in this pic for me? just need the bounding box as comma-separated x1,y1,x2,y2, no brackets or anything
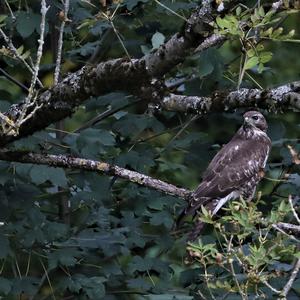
0,0,226,146
0,149,191,199
54,0,70,85
161,81,300,113
1,1,299,148
14,0,48,128
281,259,300,298
276,222,300,234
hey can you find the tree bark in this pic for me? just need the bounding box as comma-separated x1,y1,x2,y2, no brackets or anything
161,82,300,113
0,149,191,199
0,0,226,146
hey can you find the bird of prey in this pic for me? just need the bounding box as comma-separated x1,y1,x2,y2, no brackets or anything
178,111,271,240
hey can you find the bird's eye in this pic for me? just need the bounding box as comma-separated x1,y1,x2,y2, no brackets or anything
252,116,259,120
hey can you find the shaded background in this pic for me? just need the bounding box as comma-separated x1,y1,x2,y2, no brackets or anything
0,0,299,299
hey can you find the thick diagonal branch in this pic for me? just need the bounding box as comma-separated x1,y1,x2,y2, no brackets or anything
1,1,298,147
0,1,226,146
0,150,191,199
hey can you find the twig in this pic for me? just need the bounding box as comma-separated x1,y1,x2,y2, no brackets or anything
99,4,132,63
154,0,188,22
280,259,300,298
39,259,56,300
25,252,31,276
287,145,300,165
0,28,43,88
160,115,199,154
17,102,43,126
73,100,138,134
26,0,48,99
0,112,17,129
228,235,247,300
272,224,300,243
288,195,300,224
4,0,15,21
262,280,281,294
15,0,49,129
276,222,300,233
0,67,29,92
54,0,70,85
30,272,48,300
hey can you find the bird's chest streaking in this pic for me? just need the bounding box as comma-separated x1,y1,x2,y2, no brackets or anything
237,127,271,200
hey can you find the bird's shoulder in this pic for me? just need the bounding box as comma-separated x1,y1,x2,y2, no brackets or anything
203,131,270,180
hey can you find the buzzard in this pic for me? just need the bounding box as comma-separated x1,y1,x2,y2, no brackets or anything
178,111,271,240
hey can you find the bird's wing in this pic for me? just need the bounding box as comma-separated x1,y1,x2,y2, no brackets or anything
184,135,270,219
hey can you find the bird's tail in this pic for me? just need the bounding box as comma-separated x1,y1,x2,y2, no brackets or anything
175,207,188,229
187,220,206,241
174,195,209,230
186,200,217,241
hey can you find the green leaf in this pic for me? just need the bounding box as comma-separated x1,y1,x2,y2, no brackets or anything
197,56,214,78
128,256,153,272
150,211,173,228
259,51,273,63
145,295,193,300
258,6,265,17
0,277,11,295
77,128,115,147
216,15,239,35
63,275,106,299
258,62,264,73
83,277,106,299
0,234,11,259
244,56,259,70
151,32,165,49
16,12,41,38
0,15,7,24
272,27,283,38
48,249,80,269
127,278,152,290
216,16,228,29
12,277,39,296
124,0,149,10
116,149,156,172
288,174,300,186
141,44,151,55
29,165,68,187
247,49,255,58
236,7,242,16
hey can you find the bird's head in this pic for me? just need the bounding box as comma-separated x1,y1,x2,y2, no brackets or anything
243,111,268,132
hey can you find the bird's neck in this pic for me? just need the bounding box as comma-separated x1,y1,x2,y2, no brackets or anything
239,124,268,140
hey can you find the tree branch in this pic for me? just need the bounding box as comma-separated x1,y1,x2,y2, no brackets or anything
0,149,191,199
281,259,300,298
1,1,298,148
54,0,70,85
0,0,227,146
275,222,300,234
161,81,300,113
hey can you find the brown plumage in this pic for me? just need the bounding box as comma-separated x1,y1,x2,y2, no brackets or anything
178,111,271,240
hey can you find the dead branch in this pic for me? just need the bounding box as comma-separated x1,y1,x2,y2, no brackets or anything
0,149,191,199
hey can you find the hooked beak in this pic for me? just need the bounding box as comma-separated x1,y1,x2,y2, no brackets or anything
244,116,254,127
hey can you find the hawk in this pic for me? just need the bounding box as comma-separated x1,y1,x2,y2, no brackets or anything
178,111,271,240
